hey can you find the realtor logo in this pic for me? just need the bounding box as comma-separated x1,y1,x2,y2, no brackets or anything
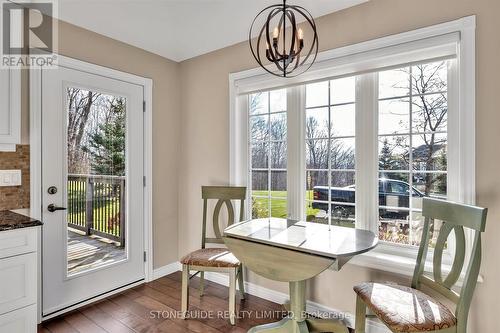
1,0,58,68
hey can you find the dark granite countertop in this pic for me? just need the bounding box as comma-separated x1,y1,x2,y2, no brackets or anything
0,210,42,231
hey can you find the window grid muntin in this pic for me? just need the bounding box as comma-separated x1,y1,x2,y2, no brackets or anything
305,101,355,110
305,200,356,206
379,91,447,103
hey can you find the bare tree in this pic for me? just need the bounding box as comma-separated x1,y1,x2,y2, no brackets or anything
411,62,447,195
249,92,289,191
67,89,101,173
306,116,355,188
250,92,355,192
305,116,328,168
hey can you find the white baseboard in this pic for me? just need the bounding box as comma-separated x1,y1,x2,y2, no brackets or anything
153,262,182,280
153,262,390,333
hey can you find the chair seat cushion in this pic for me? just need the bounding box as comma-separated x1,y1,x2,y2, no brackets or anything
180,248,240,268
354,282,457,332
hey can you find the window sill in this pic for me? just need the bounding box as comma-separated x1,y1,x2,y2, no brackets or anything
343,248,484,284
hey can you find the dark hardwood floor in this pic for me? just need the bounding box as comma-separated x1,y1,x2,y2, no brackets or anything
38,271,289,333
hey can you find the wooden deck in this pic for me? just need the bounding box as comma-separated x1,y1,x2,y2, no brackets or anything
68,229,126,275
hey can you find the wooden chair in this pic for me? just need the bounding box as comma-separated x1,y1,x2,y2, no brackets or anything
354,197,487,333
180,186,246,325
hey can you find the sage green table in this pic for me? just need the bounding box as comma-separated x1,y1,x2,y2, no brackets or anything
223,218,378,333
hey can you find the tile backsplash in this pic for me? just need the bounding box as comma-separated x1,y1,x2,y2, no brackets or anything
0,145,30,210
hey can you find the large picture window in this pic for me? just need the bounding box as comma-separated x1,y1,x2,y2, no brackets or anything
246,61,451,246
246,60,452,246
233,17,475,264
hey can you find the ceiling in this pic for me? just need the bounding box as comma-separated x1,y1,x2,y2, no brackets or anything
56,0,369,62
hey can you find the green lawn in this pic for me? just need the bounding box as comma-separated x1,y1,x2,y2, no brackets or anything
66,184,122,235
68,200,121,223
252,191,320,219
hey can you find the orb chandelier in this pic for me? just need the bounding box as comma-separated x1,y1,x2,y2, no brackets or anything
249,0,319,78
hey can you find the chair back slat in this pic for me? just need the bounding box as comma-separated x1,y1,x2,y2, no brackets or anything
422,197,487,231
202,186,247,200
412,197,487,332
201,186,246,248
432,223,466,288
213,199,235,240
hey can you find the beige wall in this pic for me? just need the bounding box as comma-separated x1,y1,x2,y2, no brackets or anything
178,0,500,331
22,20,182,268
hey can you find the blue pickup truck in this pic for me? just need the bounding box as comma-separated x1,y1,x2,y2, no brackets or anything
312,178,425,218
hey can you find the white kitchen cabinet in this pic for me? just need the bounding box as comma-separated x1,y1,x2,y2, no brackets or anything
0,227,38,333
0,304,37,333
0,227,37,260
0,68,21,151
0,253,37,315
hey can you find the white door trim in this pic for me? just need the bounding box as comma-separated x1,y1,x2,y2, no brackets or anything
29,54,153,322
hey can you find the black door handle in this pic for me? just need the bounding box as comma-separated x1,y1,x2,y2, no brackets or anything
48,204,67,212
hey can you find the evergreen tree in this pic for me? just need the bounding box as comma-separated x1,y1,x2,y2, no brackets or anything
379,138,407,182
379,138,393,170
435,150,447,194
86,99,126,176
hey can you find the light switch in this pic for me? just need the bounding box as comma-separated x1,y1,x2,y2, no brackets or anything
0,170,22,187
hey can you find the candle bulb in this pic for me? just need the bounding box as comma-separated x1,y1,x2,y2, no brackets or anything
298,28,304,40
273,27,279,39
297,28,304,51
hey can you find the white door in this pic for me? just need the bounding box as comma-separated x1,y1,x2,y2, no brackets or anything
41,61,145,316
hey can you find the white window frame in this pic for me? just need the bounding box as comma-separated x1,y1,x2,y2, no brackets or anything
229,16,476,277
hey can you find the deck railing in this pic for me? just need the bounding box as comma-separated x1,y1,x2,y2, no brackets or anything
67,174,125,246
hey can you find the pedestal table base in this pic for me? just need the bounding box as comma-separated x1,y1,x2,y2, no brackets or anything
248,281,349,333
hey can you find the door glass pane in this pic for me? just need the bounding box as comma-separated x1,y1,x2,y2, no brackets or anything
66,87,127,276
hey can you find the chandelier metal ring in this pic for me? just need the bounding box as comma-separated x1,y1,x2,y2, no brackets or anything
249,0,319,78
